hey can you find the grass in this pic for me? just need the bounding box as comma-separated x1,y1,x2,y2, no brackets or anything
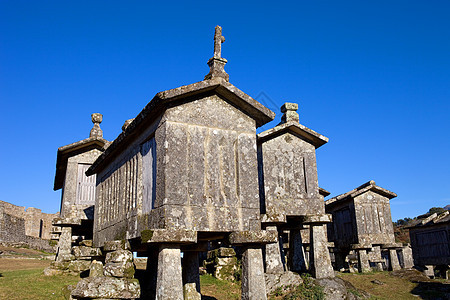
200,274,241,299
0,268,79,300
338,270,450,300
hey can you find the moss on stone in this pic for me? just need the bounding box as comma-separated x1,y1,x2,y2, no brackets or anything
140,230,154,243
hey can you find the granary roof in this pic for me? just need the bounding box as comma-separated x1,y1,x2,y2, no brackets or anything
406,211,450,229
319,187,331,197
54,114,109,190
87,26,275,176
257,102,328,148
87,78,275,175
324,180,397,207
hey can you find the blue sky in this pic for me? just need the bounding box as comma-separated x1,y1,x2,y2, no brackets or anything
1,1,449,221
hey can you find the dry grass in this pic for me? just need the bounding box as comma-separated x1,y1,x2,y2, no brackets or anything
338,270,450,300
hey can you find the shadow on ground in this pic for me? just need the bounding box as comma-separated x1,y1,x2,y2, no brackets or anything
411,281,450,299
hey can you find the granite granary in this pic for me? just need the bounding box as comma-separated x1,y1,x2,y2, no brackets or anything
325,181,412,273
257,102,334,279
73,25,281,300
48,114,109,275
407,211,450,278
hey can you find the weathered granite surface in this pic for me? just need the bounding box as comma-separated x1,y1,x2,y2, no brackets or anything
71,276,140,299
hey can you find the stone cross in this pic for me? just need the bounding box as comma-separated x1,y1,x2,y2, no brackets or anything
90,113,103,138
213,25,226,58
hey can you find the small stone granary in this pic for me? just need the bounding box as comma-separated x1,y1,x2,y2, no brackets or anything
325,180,409,272
407,211,450,278
51,114,109,267
257,102,335,279
83,25,279,299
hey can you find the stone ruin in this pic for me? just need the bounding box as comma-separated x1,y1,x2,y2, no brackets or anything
325,180,413,273
407,210,450,278
46,113,109,275
0,200,58,251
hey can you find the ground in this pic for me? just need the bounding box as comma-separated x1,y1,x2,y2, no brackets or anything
1,245,450,299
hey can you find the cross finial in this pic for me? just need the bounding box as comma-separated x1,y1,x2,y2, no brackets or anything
90,113,103,138
205,25,229,81
214,25,225,58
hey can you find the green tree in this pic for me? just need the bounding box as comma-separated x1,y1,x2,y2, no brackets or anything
428,207,446,215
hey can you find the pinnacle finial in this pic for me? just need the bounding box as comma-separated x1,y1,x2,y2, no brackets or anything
90,113,103,138
280,103,299,124
205,25,229,81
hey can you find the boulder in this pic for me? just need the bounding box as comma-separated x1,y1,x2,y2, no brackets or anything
71,276,140,299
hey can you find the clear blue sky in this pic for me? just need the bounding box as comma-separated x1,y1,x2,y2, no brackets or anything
1,1,449,221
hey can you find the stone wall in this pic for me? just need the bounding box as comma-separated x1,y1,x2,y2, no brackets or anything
0,200,59,250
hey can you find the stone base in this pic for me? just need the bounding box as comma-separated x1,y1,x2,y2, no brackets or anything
71,277,140,299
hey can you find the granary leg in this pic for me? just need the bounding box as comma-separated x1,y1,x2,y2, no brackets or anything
241,246,267,300
357,249,371,273
264,226,284,274
156,244,183,300
56,226,72,261
372,246,384,271
182,251,201,300
388,249,401,271
424,265,435,278
289,229,308,272
309,224,334,278
400,245,414,269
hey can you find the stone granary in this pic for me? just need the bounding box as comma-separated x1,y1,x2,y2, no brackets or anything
52,113,109,263
325,180,407,272
84,26,278,299
407,211,450,278
257,102,335,279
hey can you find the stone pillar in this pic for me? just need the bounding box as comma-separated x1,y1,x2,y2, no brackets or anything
309,224,334,278
424,265,435,278
264,226,284,274
289,229,308,272
56,226,72,262
388,249,401,271
182,251,201,300
241,247,267,300
357,249,371,273
400,245,414,269
372,246,384,271
156,244,183,300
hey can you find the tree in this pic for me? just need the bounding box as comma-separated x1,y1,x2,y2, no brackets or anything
428,207,446,215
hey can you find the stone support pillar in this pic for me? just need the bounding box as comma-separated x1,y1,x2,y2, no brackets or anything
400,245,414,269
241,246,267,300
289,229,308,272
388,249,401,271
155,244,183,300
182,251,201,300
357,249,371,273
264,226,284,274
372,246,384,271
424,265,435,278
309,224,334,278
56,226,72,262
